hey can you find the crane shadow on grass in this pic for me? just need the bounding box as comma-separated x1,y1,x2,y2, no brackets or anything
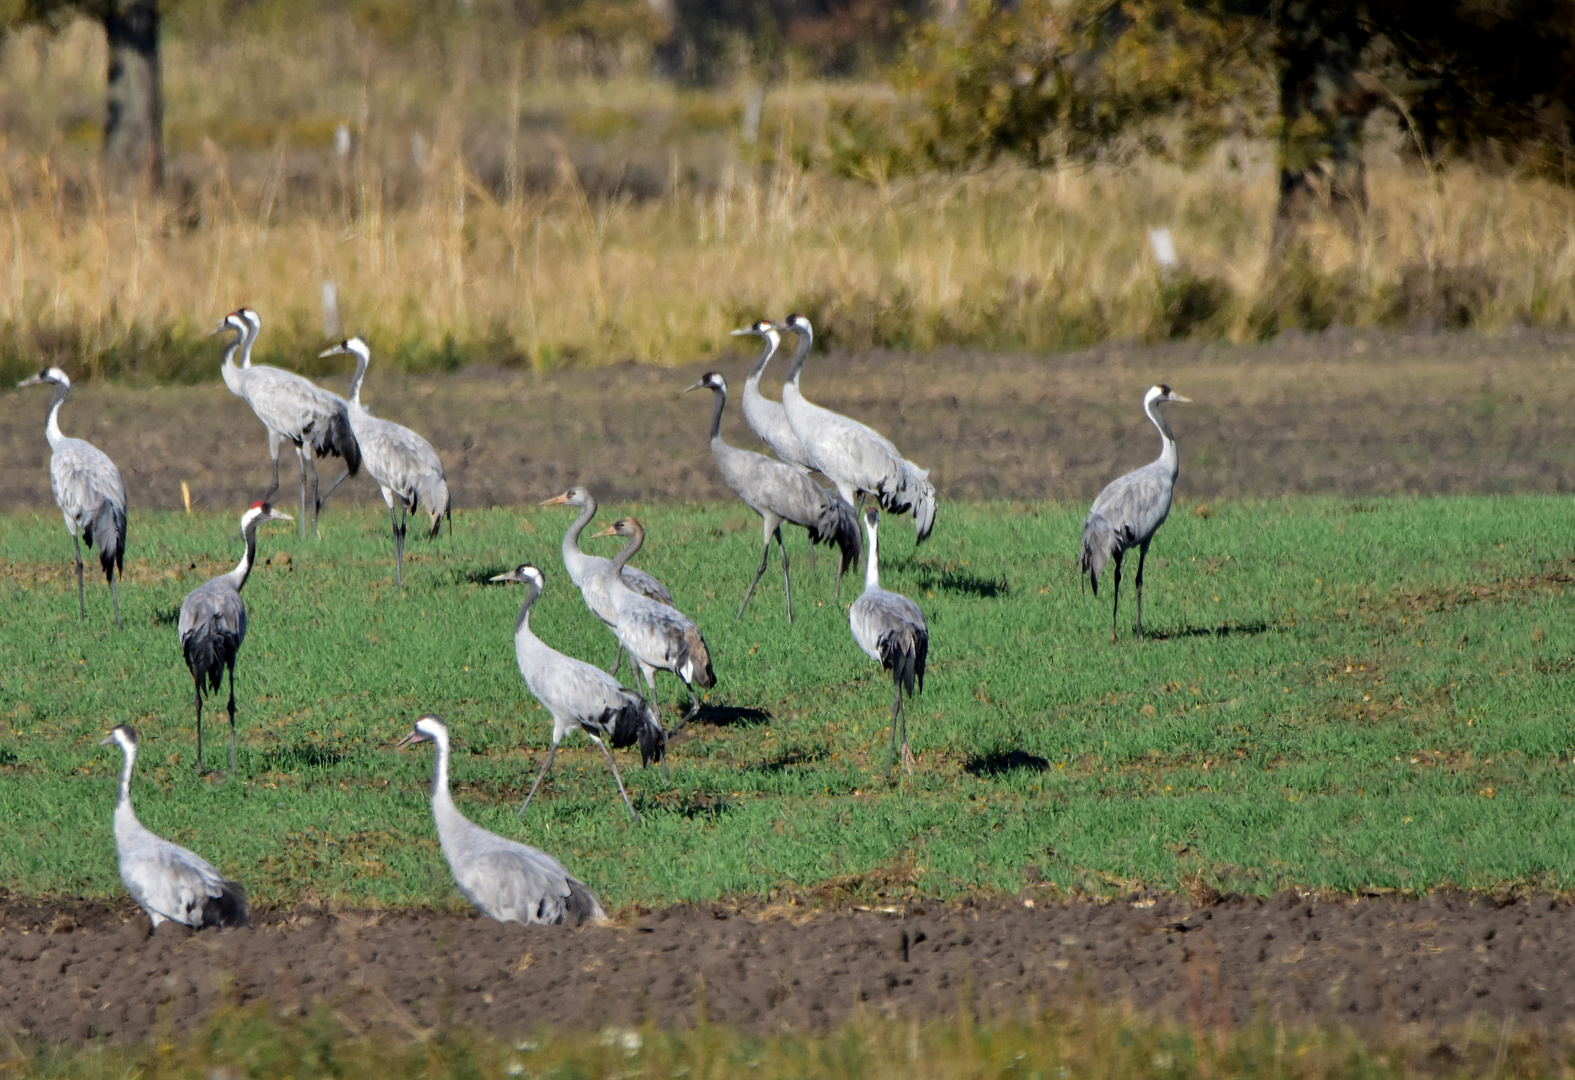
909,565,1010,599
259,744,351,771
965,749,1050,777
151,607,181,627
1146,619,1273,641
689,704,771,728
457,566,514,586
749,745,829,773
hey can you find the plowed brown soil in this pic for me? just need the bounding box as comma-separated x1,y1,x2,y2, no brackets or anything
3,892,1572,1045
3,329,1573,513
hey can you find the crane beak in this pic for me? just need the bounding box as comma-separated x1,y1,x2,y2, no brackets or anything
589,525,617,539
538,493,570,506
488,570,519,583
729,328,754,337
98,733,116,746
393,729,426,750
1170,393,1193,403
319,344,347,358
15,374,43,388
268,510,295,522
681,379,706,395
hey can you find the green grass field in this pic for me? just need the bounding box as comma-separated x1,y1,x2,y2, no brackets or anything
1,496,1572,910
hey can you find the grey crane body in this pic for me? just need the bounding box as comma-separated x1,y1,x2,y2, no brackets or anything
1081,385,1191,641
18,368,127,626
178,502,291,775
778,314,936,545
685,363,858,622
217,310,360,536
492,565,665,822
543,487,674,675
849,508,928,778
398,715,605,926
102,726,249,932
594,518,715,726
322,338,451,589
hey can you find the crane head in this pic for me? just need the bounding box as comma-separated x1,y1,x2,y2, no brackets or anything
241,501,294,531
16,366,69,390
237,308,261,333
209,311,247,338
489,564,545,590
864,507,880,529
539,486,591,508
590,516,641,542
729,318,775,337
319,336,371,362
99,724,139,750
395,714,448,750
781,313,813,337
682,372,726,395
1148,384,1192,405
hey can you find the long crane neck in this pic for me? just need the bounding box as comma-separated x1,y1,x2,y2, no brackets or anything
706,385,727,445
1146,396,1178,477
44,382,68,449
610,528,644,574
114,742,139,833
240,319,259,368
564,500,596,562
227,518,261,592
429,730,452,803
515,581,541,636
864,521,881,591
348,350,370,409
744,332,780,387
785,329,811,386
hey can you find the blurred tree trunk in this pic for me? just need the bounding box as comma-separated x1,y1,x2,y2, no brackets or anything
1269,0,1377,257
102,0,163,191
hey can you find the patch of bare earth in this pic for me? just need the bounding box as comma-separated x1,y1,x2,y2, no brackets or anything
1,893,1572,1044
2,329,1574,514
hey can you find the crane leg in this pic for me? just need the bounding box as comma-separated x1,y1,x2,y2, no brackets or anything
71,531,85,620
263,432,283,502
295,446,309,538
737,517,775,620
305,454,324,537
776,524,793,624
193,679,204,774
887,677,902,779
589,734,641,824
1133,540,1151,640
109,574,121,628
1109,552,1124,644
390,503,406,589
517,740,560,815
226,660,238,776
317,468,351,514
806,531,816,571
899,690,915,776
605,640,625,678
682,679,703,724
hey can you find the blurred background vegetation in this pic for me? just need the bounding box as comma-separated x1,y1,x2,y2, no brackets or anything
0,0,1573,379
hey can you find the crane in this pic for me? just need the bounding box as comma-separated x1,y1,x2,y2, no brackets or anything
1080,384,1192,641
178,500,293,775
320,338,451,588
778,313,937,545
16,367,128,626
215,309,361,537
540,487,675,674
100,725,249,932
395,714,605,925
737,318,814,470
591,517,715,726
849,508,928,778
490,564,665,823
683,367,858,621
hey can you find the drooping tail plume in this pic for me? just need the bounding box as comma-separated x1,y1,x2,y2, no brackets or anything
86,498,127,582
1080,512,1133,594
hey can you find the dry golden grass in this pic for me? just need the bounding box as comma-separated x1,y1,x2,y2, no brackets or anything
4,18,1575,379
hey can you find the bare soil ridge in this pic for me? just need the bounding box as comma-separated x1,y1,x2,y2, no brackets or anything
4,330,1573,514
2,892,1570,1045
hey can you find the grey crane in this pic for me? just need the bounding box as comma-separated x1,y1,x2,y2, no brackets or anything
683,367,858,622
491,564,666,823
100,725,249,932
395,714,605,925
591,517,715,726
779,313,937,545
17,367,128,626
1080,384,1192,641
321,337,451,589
179,500,293,775
737,318,814,470
216,309,361,537
849,508,928,778
541,486,675,674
